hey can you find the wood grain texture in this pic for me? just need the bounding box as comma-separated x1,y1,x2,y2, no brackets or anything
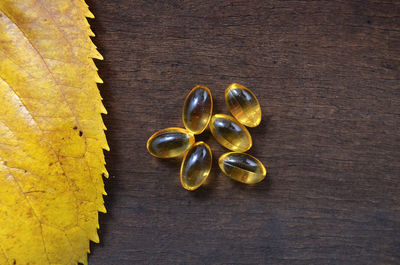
86,0,400,264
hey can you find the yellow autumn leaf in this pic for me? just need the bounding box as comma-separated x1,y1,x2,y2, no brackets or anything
0,0,108,264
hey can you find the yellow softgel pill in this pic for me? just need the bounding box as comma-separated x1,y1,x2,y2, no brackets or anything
210,114,252,152
225,83,262,127
147,127,195,158
180,141,212,191
219,152,266,184
182,85,213,134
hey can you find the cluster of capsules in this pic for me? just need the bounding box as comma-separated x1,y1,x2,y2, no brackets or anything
146,83,267,191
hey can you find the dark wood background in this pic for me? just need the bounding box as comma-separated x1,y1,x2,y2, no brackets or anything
86,0,400,264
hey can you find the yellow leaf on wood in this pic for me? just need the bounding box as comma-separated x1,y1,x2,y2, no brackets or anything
0,0,107,264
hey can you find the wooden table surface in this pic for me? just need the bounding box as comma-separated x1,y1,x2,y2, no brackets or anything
86,1,400,264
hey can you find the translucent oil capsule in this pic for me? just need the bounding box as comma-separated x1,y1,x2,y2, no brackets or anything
147,127,195,158
209,114,252,152
180,141,212,191
182,85,213,134
225,83,262,127
219,152,266,184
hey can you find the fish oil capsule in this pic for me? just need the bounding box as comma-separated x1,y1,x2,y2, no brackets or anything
219,152,266,184
180,141,212,191
147,127,195,158
182,85,213,134
225,83,262,127
210,114,252,152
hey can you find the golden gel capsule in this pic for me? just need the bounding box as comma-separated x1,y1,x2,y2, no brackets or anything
219,152,266,184
225,83,262,127
147,128,195,158
180,141,212,191
210,114,252,152
182,85,213,134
